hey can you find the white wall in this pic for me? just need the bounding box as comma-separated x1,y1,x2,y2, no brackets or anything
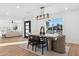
0,17,22,36
58,9,79,44
0,6,79,44
0,8,78,44
23,18,49,34
26,8,79,44
1,7,77,44
36,19,47,33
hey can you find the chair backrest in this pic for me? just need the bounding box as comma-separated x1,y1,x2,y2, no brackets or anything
29,35,40,44
40,37,48,43
40,26,45,35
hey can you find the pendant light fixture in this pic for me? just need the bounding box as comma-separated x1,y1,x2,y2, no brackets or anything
36,6,49,20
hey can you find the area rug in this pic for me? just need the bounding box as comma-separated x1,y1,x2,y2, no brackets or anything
0,45,37,56
19,41,71,56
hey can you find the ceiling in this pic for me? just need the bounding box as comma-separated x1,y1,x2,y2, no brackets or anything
0,3,79,19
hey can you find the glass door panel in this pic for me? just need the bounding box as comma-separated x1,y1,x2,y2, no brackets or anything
24,21,31,38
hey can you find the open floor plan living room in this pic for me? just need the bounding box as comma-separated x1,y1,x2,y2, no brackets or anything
0,3,79,56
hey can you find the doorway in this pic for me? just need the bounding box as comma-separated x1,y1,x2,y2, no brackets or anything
24,21,31,38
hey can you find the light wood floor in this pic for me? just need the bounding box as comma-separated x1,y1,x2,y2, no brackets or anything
68,44,79,56
0,37,26,43
0,45,37,56
0,37,37,56
0,37,79,56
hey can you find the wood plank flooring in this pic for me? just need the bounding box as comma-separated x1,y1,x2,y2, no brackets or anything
0,45,37,56
0,36,79,56
0,37,37,56
0,37,26,43
68,44,79,56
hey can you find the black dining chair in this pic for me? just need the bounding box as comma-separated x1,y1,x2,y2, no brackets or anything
34,36,48,55
32,36,40,51
39,37,48,55
27,35,40,51
27,35,33,48
28,35,48,55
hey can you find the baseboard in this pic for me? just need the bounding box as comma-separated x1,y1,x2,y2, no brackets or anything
66,42,79,46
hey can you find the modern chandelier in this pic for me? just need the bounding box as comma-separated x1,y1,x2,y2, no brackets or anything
36,6,50,20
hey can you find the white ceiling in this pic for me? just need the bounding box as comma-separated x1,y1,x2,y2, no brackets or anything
0,3,79,19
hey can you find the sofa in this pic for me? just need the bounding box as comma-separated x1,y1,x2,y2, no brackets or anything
4,31,22,38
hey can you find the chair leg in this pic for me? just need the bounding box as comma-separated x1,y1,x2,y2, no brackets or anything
47,44,48,51
27,44,29,48
35,45,37,52
32,44,34,51
27,43,29,48
42,44,44,55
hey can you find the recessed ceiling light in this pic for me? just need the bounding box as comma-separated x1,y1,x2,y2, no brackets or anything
16,5,20,8
65,7,68,10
